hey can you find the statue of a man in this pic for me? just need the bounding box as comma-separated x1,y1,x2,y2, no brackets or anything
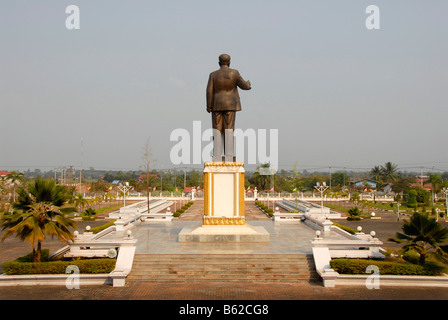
206,54,251,162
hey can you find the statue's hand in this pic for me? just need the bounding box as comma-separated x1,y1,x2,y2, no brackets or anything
247,80,251,87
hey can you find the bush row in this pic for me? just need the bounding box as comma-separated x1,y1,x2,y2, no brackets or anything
173,201,193,217
255,201,274,216
90,220,116,234
330,258,447,276
3,258,117,275
331,222,357,235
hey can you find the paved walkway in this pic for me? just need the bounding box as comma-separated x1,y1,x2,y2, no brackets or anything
2,279,448,300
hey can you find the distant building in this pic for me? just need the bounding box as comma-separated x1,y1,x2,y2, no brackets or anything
0,170,10,179
183,187,202,196
351,179,377,189
411,177,432,191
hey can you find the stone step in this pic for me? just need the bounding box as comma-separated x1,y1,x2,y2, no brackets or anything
130,268,315,274
131,264,313,269
132,258,313,264
132,254,313,261
129,274,318,281
128,253,319,282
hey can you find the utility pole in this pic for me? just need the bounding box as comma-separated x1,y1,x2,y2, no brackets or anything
144,142,151,213
80,138,83,195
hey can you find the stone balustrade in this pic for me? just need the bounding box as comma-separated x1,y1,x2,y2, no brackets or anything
311,230,383,287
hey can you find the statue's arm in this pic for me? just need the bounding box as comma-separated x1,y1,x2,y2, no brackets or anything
206,74,213,113
236,71,251,90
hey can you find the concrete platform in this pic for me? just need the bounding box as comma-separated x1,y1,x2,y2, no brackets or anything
177,223,270,242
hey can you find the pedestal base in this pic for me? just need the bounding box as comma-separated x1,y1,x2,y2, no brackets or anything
178,224,270,243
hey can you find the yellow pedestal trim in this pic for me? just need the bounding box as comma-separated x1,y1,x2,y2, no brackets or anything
203,216,246,225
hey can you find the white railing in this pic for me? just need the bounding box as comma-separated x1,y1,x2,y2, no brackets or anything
311,230,384,287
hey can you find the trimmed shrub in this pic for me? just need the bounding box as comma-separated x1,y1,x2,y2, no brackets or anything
173,210,182,217
402,250,420,264
347,207,361,220
330,258,447,276
90,220,116,234
332,222,357,235
3,258,117,275
173,202,193,217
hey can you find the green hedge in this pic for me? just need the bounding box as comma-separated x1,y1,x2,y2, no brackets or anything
90,220,116,234
332,222,357,235
330,259,447,276
173,202,193,217
255,201,274,216
3,258,117,275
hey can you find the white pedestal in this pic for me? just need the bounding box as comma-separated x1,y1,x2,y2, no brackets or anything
178,161,270,243
203,162,245,224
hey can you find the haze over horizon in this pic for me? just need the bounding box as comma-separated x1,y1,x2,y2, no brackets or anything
1,1,447,174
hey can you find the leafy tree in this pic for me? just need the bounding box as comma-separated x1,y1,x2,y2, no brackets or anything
415,188,430,205
388,212,448,265
187,170,203,189
1,178,76,262
391,173,415,195
428,174,442,192
406,190,418,209
332,172,348,188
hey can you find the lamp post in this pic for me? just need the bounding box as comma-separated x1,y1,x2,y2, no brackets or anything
314,182,329,215
443,187,448,221
118,182,132,208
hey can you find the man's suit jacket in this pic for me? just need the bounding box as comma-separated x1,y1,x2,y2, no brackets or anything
206,66,251,112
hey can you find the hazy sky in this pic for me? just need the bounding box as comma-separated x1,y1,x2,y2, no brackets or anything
1,1,447,173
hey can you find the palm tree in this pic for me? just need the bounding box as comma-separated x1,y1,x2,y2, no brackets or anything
0,178,76,262
251,163,273,191
381,162,398,185
369,166,383,188
388,212,448,265
71,193,89,215
105,192,117,204
6,170,25,203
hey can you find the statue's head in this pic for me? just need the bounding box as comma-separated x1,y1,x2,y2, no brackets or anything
219,54,231,67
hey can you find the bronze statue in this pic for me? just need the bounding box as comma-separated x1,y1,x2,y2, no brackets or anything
206,54,251,162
